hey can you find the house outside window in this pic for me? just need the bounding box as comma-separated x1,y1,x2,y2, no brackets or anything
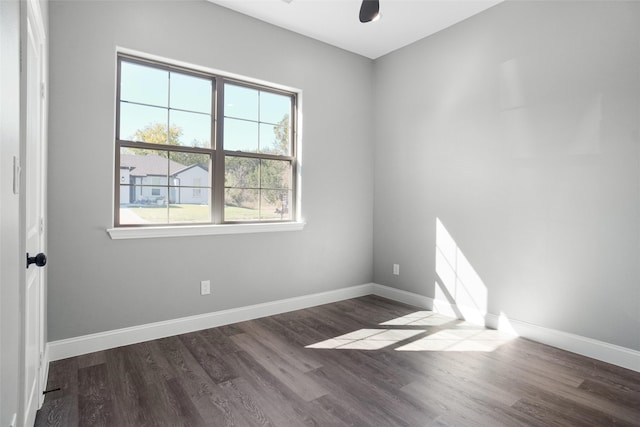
115,54,298,227
192,178,202,198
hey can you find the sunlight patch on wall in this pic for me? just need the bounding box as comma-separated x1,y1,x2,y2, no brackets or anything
496,311,519,336
435,217,488,325
432,289,460,318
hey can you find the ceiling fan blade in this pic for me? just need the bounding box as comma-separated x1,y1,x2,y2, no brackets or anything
359,0,380,23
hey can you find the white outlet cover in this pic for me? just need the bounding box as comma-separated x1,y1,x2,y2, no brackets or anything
200,280,211,295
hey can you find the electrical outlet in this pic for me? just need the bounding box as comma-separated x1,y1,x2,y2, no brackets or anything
200,280,211,295
393,264,400,276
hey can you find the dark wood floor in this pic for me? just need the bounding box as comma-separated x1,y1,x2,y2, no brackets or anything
35,295,640,426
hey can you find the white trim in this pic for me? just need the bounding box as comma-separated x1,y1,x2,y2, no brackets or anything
107,221,305,240
371,284,640,373
46,282,639,373
111,48,305,240
116,46,302,94
371,284,434,310
484,313,640,372
47,283,373,361
26,0,45,42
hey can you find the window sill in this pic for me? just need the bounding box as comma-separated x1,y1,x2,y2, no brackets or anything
107,222,306,240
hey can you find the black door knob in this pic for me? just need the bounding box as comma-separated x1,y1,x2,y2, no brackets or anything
26,252,47,268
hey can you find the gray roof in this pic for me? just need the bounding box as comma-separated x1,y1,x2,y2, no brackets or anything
120,154,187,177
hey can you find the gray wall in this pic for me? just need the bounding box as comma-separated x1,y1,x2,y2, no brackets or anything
49,0,640,354
48,0,374,340
373,1,640,350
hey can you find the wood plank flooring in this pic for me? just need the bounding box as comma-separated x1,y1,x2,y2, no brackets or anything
35,295,640,426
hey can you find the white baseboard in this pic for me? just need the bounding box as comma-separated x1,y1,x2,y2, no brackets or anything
46,282,639,373
47,283,374,362
371,283,434,310
483,312,640,373
371,284,640,373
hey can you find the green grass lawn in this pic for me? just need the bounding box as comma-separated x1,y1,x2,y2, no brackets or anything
224,206,260,221
125,204,286,223
126,204,209,223
225,206,287,221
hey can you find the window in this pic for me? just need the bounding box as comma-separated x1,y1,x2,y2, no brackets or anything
115,55,297,227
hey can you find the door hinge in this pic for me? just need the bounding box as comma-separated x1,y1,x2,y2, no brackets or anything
41,82,45,99
40,217,45,234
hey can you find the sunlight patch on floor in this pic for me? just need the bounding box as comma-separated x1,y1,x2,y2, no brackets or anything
305,329,424,350
379,311,454,326
305,310,514,352
395,329,514,352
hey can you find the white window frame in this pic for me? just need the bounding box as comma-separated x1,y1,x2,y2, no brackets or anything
109,53,304,239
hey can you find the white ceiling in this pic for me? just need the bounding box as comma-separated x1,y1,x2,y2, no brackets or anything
207,0,503,59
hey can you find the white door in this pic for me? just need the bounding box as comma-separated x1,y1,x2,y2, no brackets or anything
22,0,47,425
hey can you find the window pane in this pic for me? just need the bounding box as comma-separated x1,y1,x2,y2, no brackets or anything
119,193,163,225
168,203,210,223
118,186,144,225
120,61,168,107
259,91,290,125
259,123,290,155
225,156,259,188
168,151,209,172
261,159,291,189
170,72,211,114
225,84,258,121
119,182,169,224
120,148,170,186
168,152,210,207
173,185,209,199
119,184,133,206
119,103,167,142
168,186,209,204
122,205,169,224
224,118,258,152
225,189,259,221
261,190,292,220
169,110,211,148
